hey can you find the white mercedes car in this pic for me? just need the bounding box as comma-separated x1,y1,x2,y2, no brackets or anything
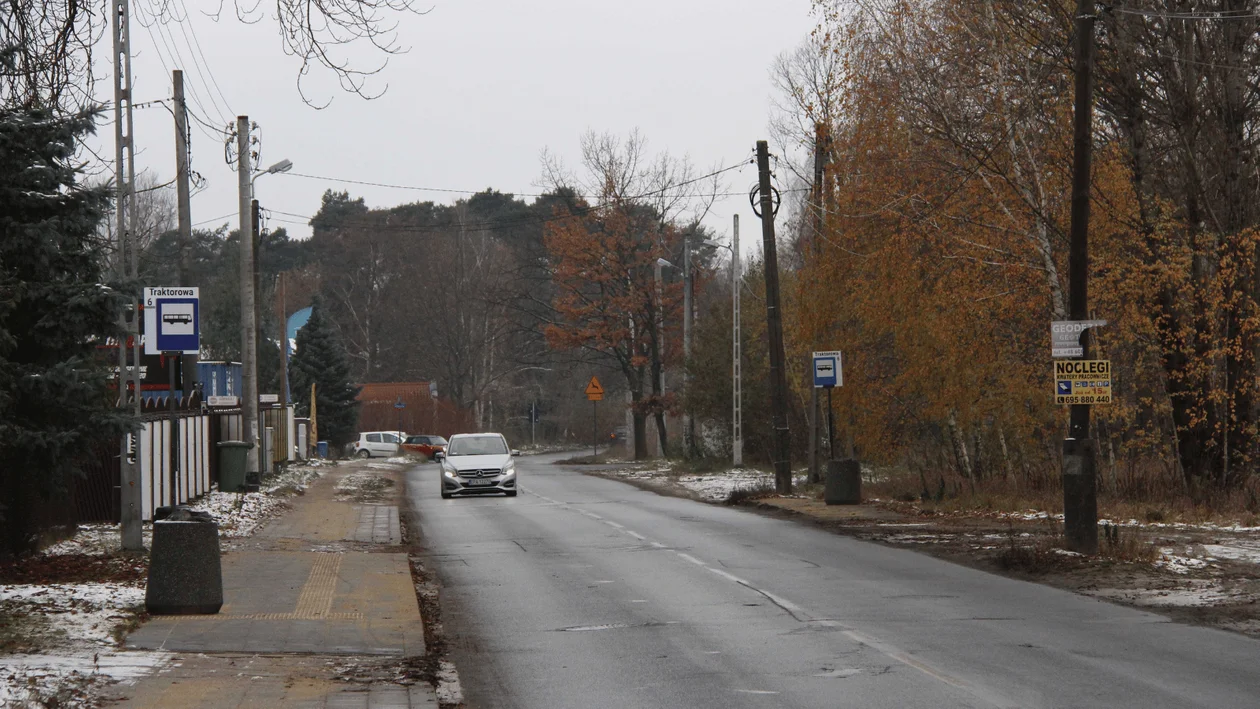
437,433,520,498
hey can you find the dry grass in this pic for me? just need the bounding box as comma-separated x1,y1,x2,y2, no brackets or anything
726,481,777,505
865,463,1260,527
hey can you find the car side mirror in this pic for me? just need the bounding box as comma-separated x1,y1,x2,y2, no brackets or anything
434,451,445,460
511,450,520,457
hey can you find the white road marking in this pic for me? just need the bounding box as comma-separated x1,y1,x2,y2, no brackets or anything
676,552,707,566
520,479,1007,706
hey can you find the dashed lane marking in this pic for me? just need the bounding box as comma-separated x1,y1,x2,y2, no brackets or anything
518,483,1011,707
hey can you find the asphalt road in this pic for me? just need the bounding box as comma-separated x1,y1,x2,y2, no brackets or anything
407,454,1260,709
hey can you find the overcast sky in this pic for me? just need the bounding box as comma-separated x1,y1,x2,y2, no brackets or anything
89,1,818,248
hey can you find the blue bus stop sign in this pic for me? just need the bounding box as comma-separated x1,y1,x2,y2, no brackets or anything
812,351,842,388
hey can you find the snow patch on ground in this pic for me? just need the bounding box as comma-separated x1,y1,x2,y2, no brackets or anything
1200,541,1260,565
1090,582,1246,608
1,463,328,705
0,584,143,648
0,581,162,707
187,492,286,538
1155,548,1211,574
42,525,150,558
676,469,781,502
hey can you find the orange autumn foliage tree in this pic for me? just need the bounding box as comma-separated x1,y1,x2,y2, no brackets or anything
790,0,1260,493
543,204,683,460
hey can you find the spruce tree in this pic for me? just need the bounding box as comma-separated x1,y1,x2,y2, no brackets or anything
289,297,360,446
0,108,132,555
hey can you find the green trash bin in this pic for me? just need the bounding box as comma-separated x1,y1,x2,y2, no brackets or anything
216,441,253,492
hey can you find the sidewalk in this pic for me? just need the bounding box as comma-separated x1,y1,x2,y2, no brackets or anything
109,458,436,708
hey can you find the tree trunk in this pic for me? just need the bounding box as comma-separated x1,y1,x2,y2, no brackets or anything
948,409,973,478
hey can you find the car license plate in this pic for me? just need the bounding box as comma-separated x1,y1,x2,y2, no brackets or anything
467,479,494,486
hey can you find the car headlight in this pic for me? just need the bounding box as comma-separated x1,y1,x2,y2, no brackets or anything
501,462,515,476
442,466,458,479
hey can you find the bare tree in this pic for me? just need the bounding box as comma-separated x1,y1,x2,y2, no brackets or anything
0,0,426,113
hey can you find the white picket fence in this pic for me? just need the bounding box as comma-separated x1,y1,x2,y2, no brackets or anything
136,414,212,521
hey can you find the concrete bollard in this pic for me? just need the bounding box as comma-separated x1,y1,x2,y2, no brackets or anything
824,459,862,505
145,506,223,615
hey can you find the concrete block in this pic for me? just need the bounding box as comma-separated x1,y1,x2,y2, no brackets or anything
145,520,223,615
824,459,862,505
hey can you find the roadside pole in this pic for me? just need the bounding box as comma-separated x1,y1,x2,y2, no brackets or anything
754,141,792,494
1063,0,1099,554
112,0,143,550
167,353,179,502
732,215,743,467
808,122,828,484
238,116,259,479
586,376,604,458
173,70,198,395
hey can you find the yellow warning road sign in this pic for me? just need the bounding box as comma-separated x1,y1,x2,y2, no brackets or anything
586,376,604,401
1054,360,1112,405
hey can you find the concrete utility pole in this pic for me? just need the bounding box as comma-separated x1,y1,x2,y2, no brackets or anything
112,0,142,551
238,116,260,476
1063,0,1099,555
755,141,792,494
732,215,743,467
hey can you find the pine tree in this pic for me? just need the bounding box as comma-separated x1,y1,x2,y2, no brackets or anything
0,108,132,555
289,297,360,446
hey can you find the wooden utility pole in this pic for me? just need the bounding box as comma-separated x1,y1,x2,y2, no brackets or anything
756,141,792,494
808,123,829,484
1064,0,1098,554
173,69,198,393
278,272,289,406
238,117,260,477
174,70,192,286
732,214,743,467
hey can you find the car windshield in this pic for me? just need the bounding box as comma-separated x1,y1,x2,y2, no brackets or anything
432,436,448,445
404,436,423,444
448,436,507,456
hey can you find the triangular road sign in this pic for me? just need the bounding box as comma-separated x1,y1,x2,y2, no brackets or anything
584,375,604,397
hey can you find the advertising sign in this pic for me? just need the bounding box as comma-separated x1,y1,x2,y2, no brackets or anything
1051,320,1106,358
1054,359,1112,405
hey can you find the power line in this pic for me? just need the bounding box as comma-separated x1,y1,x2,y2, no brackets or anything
280,160,754,202
172,0,236,118
192,211,237,227
133,3,225,142
1110,5,1260,20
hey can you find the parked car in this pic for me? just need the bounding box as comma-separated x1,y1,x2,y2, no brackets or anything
352,431,403,458
437,433,520,499
402,434,448,460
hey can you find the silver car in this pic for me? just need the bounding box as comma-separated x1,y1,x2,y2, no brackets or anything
437,433,520,498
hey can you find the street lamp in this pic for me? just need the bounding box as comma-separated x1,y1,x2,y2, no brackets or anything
702,214,742,466
251,159,293,196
